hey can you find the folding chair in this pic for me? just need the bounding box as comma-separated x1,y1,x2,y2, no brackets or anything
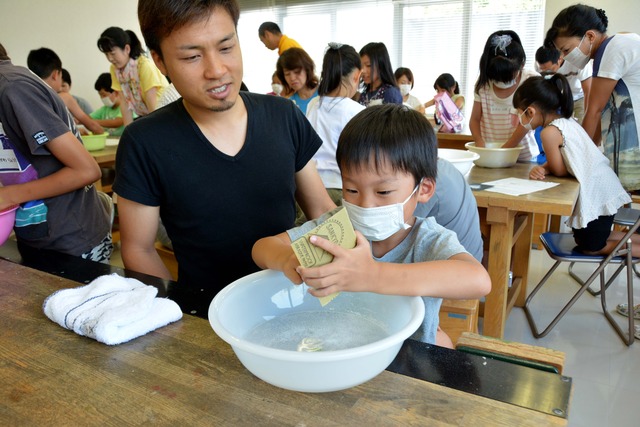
523,208,640,346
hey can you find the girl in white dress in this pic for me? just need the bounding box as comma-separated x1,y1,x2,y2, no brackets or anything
514,74,635,255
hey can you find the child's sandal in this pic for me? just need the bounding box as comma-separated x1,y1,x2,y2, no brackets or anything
616,303,640,320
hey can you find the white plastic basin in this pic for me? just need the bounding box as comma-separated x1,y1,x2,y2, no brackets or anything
208,270,425,393
438,148,480,176
465,142,523,168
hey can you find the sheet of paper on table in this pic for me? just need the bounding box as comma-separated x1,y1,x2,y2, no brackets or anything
481,177,559,196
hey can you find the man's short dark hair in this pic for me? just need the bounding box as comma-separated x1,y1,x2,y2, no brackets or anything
138,0,240,59
27,47,62,79
535,46,561,65
258,21,281,37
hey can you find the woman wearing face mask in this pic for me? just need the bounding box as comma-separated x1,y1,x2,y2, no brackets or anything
394,67,425,114
469,30,539,162
547,5,640,192
90,73,130,136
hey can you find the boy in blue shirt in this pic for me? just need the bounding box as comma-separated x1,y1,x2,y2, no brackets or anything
253,104,491,347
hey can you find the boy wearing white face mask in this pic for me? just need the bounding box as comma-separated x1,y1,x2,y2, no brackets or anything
252,104,491,348
469,30,539,162
90,73,128,136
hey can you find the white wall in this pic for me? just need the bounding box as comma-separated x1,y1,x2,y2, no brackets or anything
545,1,640,36
0,0,140,110
0,1,637,109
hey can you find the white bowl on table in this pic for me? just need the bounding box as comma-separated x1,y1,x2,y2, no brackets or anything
464,142,524,168
208,269,425,393
437,148,480,176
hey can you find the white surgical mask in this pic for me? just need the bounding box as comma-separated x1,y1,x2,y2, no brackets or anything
399,84,412,97
271,83,283,95
343,184,420,241
101,96,115,108
564,35,592,70
518,109,534,131
493,79,517,89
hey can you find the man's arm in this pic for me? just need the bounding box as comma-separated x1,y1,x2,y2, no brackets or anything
294,160,336,220
0,131,100,210
117,196,172,280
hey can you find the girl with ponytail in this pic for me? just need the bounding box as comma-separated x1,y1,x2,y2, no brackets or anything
514,74,634,256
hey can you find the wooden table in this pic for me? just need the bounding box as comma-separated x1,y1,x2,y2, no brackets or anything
437,131,475,150
467,163,579,338
0,258,568,425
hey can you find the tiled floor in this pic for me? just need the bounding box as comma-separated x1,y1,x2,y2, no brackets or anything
109,245,638,426
503,249,639,427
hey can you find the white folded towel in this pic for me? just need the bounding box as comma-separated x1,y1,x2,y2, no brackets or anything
43,273,183,345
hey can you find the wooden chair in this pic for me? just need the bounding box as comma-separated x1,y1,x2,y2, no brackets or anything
439,299,479,345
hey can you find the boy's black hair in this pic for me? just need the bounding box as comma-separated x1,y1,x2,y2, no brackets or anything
94,73,114,92
97,27,144,59
27,47,62,79
359,42,398,90
535,46,561,65
61,68,71,86
258,21,281,37
513,74,574,119
336,104,437,185
318,43,361,96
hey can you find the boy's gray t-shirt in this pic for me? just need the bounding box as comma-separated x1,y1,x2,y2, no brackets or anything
288,212,468,344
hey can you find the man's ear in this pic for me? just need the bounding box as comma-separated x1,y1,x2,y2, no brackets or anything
151,50,167,76
417,178,436,203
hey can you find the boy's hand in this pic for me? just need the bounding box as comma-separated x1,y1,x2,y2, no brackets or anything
529,165,547,180
297,231,377,296
282,252,304,285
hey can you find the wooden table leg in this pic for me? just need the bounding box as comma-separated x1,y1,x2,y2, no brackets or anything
513,212,533,308
483,206,515,338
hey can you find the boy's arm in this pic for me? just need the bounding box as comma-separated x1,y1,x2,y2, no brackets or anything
90,110,124,130
59,92,104,135
294,160,336,220
252,232,302,284
117,196,172,280
299,235,491,299
0,131,100,210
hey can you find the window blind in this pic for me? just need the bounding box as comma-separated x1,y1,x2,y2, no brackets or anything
237,0,545,117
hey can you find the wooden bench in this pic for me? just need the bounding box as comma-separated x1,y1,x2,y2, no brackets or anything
439,299,479,345
455,332,566,374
